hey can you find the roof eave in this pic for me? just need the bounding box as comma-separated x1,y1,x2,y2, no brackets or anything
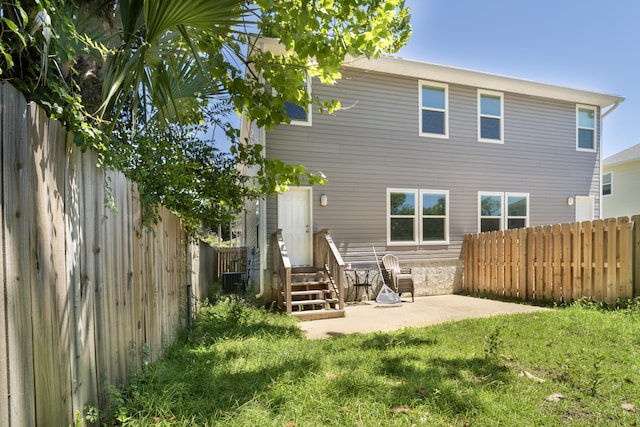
343,55,624,108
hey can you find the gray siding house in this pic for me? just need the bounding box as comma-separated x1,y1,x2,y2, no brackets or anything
240,41,623,306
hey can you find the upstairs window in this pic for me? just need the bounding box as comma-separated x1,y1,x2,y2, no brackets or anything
419,81,448,138
577,105,596,151
478,90,504,143
602,172,612,195
271,73,312,126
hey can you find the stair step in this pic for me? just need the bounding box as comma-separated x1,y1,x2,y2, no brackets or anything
291,281,328,287
291,309,345,320
291,290,325,297
289,298,327,306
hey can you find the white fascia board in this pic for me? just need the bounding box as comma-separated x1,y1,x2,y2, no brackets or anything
343,55,624,108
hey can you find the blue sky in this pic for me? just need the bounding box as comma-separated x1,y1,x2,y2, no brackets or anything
397,0,637,158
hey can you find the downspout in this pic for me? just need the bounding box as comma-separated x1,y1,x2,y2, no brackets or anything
255,125,267,300
598,101,620,219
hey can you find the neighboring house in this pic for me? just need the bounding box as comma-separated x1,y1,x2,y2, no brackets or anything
602,143,640,218
240,39,623,309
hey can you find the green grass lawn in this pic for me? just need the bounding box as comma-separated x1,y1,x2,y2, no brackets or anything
104,297,640,426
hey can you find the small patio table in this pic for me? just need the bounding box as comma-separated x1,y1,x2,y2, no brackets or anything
345,267,379,302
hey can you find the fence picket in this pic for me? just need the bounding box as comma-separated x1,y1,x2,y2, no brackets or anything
517,228,526,300
593,220,604,301
583,221,594,300
572,221,583,300
552,224,562,302
542,225,552,301
605,218,618,304
561,223,572,302
618,217,632,299
503,230,512,298
3,83,36,427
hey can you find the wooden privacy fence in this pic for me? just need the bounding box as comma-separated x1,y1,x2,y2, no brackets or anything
0,83,215,426
463,216,640,304
214,246,248,281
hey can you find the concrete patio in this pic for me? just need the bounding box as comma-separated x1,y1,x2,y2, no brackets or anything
298,294,550,339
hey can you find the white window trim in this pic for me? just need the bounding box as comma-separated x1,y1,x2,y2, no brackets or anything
478,89,504,144
576,104,596,152
478,191,529,232
387,188,418,246
420,189,450,245
419,80,449,139
602,171,612,196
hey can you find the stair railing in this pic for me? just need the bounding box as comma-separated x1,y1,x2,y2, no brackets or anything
272,229,292,313
313,229,345,311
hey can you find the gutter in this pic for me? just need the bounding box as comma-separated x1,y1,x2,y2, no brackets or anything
255,126,267,300
601,101,620,119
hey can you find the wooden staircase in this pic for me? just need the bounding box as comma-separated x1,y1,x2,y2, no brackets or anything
285,267,344,320
273,229,346,320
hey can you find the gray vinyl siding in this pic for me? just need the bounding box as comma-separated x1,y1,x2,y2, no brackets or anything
265,68,601,263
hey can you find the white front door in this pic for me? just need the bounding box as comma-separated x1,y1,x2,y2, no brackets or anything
278,187,313,266
575,196,595,222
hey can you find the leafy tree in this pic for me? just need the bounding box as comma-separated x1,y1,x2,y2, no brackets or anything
0,0,412,234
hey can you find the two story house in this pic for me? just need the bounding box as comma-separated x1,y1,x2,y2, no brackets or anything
240,39,623,313
602,143,640,218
